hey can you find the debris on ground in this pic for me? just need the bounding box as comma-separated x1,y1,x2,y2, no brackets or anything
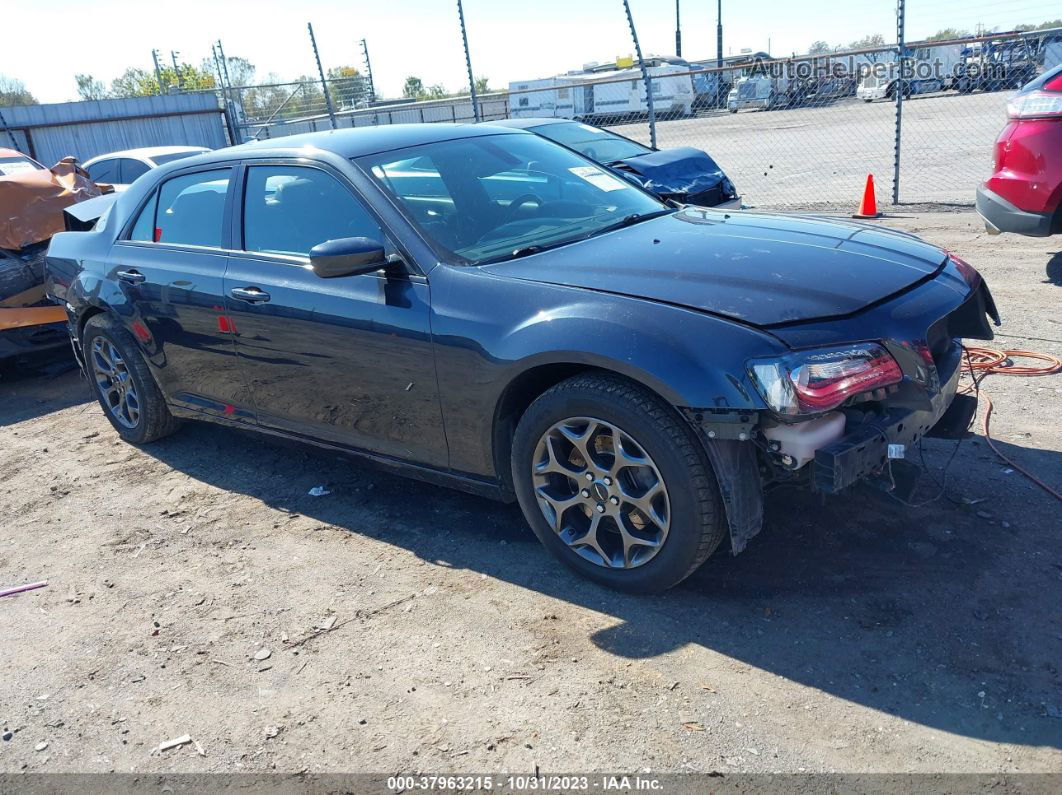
0,581,48,599
154,735,192,754
308,486,330,497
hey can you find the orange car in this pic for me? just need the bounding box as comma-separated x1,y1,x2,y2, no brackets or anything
1,151,108,361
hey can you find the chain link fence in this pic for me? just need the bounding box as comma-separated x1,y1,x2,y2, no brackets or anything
213,26,1060,212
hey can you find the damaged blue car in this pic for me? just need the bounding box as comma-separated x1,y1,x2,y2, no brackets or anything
487,118,741,209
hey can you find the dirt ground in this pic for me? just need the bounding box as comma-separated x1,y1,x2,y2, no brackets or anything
1,211,1060,776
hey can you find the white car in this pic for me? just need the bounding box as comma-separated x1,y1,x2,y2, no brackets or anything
82,146,211,188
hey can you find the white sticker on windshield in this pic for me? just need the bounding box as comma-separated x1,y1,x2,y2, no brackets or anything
0,161,38,177
568,165,627,192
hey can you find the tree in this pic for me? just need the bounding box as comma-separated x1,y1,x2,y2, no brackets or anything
403,76,424,99
75,74,109,101
474,76,490,94
0,75,38,106
109,63,215,98
808,40,835,55
847,33,886,51
925,28,971,42
326,65,371,108
1015,19,1062,32
424,84,447,100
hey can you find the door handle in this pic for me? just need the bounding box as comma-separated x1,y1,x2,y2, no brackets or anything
116,269,145,284
230,286,271,303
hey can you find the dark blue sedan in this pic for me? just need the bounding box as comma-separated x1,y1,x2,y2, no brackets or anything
46,124,997,592
487,118,741,209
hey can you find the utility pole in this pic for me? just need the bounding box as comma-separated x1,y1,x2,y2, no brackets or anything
360,39,376,104
893,0,906,204
216,40,234,91
170,50,182,91
716,0,723,69
211,45,224,89
151,49,164,92
675,0,682,57
307,22,337,129
456,0,480,121
716,0,724,106
622,0,656,148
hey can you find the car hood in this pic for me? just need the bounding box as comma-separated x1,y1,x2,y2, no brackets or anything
610,146,729,200
482,209,949,327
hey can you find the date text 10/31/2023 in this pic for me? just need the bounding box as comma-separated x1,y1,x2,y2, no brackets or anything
386,774,664,791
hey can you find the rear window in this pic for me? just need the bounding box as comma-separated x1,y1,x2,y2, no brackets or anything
86,159,120,184
130,168,230,247
151,150,207,166
531,122,651,163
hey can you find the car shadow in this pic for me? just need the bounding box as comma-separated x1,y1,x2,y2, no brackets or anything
137,419,1062,750
1045,251,1061,286
0,354,89,425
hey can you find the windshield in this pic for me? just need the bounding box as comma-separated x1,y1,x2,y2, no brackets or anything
529,122,651,164
0,156,43,177
359,133,666,265
151,150,207,166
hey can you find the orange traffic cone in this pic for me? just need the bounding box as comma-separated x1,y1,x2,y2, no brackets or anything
852,174,882,219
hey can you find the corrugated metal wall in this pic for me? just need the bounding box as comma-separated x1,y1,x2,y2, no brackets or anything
0,93,229,165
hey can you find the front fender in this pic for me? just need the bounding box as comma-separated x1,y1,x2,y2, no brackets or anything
430,266,785,478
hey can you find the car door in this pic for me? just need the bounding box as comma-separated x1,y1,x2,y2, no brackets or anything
109,165,254,421
222,161,447,467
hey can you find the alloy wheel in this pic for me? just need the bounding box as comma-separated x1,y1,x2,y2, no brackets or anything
531,416,670,569
90,337,140,429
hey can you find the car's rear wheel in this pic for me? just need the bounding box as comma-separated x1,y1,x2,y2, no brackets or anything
83,313,180,444
512,373,726,593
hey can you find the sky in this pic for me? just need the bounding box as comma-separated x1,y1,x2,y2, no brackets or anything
3,0,1060,103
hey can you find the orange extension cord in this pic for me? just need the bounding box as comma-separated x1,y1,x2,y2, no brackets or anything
960,346,1062,502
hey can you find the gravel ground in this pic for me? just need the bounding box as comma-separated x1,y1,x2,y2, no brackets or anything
611,90,1010,210
1,211,1060,776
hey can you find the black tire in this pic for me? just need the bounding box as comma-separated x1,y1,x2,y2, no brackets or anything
511,373,726,594
82,313,180,444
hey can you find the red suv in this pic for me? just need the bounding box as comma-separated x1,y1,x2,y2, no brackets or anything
976,63,1062,237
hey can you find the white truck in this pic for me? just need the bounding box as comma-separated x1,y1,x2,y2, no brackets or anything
509,64,694,121
726,75,812,112
856,52,952,102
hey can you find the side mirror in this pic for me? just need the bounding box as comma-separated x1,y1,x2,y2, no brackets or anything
309,237,386,278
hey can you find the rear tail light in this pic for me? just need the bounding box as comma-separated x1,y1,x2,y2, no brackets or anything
1045,73,1062,92
1007,90,1062,120
749,343,903,417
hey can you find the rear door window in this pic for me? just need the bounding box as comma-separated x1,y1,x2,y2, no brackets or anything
150,169,231,248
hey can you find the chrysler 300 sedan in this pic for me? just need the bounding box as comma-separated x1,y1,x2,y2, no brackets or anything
45,124,999,593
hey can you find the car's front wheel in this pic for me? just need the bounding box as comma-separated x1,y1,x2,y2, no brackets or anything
512,373,727,593
83,313,180,444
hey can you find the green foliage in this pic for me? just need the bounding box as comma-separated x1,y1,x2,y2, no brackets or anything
1014,19,1062,32
75,74,109,101
924,28,972,42
403,76,425,99
0,75,38,106
109,64,215,98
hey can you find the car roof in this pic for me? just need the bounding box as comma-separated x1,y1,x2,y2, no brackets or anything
84,145,211,164
223,123,521,160
484,118,570,130
0,147,39,160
